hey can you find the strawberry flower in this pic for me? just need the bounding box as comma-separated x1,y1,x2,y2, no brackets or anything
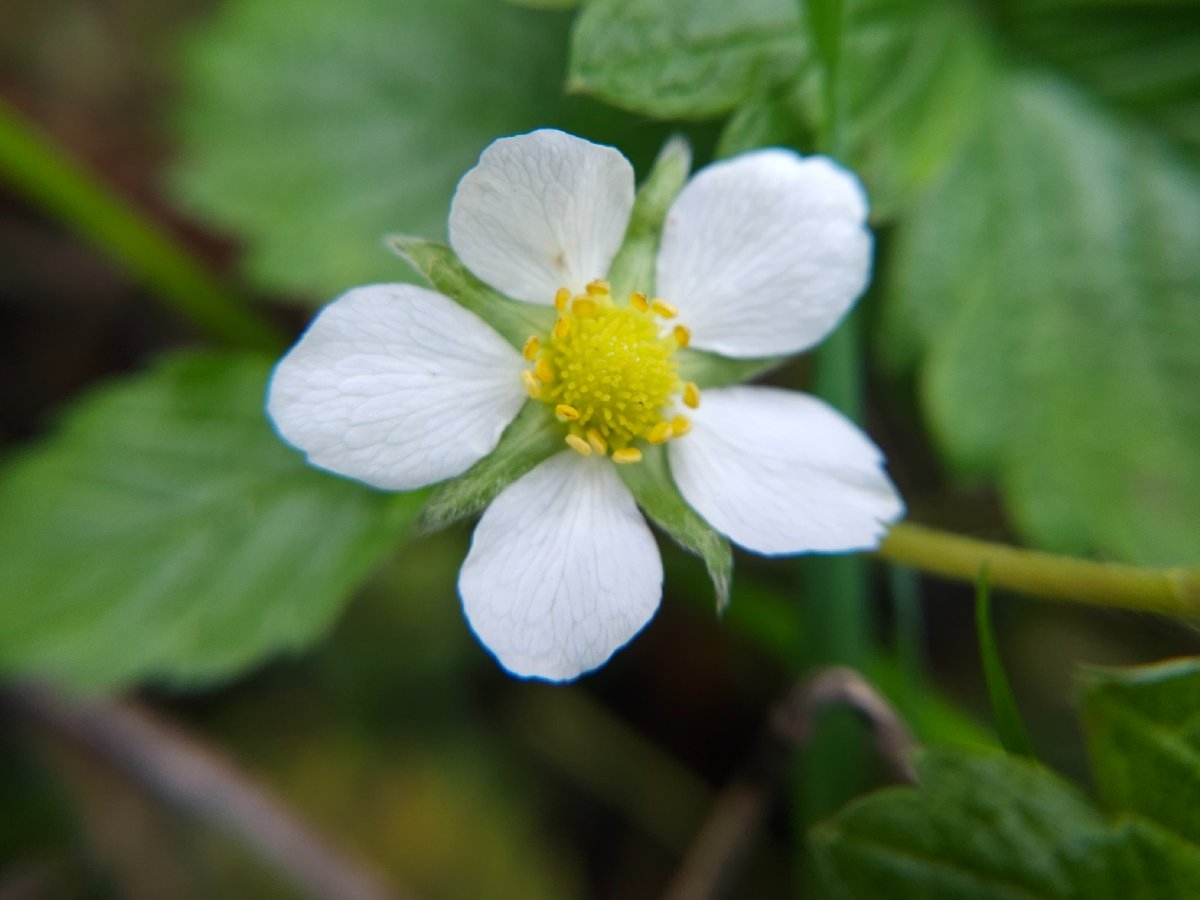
267,129,903,681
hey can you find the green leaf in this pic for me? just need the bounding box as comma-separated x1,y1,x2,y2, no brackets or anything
571,0,991,215
618,444,732,610
885,72,1200,565
1002,1,1200,158
810,749,1177,899
813,662,1200,898
170,0,596,299
568,0,807,119
1081,658,1200,847
387,236,555,348
974,570,1035,758
0,352,422,690
812,750,1112,897
606,134,692,298
418,401,563,534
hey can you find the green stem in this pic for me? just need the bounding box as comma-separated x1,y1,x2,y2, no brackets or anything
879,522,1200,617
0,98,282,352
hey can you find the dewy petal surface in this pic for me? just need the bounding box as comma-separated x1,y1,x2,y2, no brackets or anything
669,386,903,555
459,451,662,681
267,284,526,491
656,150,871,358
449,129,635,304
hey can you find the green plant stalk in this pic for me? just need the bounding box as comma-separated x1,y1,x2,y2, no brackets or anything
0,98,282,352
879,523,1200,617
796,313,871,835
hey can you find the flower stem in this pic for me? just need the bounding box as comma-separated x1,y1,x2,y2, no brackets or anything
878,522,1200,617
0,98,283,352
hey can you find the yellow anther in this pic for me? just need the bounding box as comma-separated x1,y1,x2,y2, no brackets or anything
630,291,649,313
673,324,691,348
555,404,580,422
572,297,598,317
612,448,643,465
554,287,571,311
670,414,692,436
534,358,556,383
650,298,677,318
522,336,541,361
683,382,701,409
553,316,571,340
647,422,673,445
586,279,611,297
521,369,543,399
586,428,608,455
565,434,593,456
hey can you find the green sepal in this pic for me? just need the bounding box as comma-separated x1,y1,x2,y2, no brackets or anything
619,443,732,611
606,135,691,298
387,235,555,349
676,348,785,388
417,400,563,534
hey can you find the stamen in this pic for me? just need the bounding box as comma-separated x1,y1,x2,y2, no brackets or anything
553,317,571,340
647,422,673,445
586,428,608,455
521,369,543,399
554,288,570,311
585,279,611,298
555,404,580,422
683,382,701,409
673,324,691,348
572,297,598,317
522,336,540,361
565,434,593,456
650,299,677,318
534,358,556,384
670,414,692,436
630,291,649,313
612,448,643,464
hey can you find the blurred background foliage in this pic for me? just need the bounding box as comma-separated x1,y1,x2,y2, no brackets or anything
1,0,1198,897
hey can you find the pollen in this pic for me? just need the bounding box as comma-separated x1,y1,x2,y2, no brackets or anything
522,284,698,462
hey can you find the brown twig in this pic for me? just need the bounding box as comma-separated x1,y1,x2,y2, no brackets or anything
662,666,918,900
5,682,412,900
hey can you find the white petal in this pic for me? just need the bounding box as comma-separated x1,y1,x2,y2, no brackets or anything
449,129,635,305
656,150,872,358
267,284,526,490
668,386,903,555
459,452,662,681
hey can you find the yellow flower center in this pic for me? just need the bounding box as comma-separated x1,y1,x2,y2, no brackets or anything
521,280,701,463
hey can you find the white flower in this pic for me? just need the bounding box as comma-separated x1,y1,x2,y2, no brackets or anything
267,129,903,681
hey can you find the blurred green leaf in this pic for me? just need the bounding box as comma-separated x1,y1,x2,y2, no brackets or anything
0,352,421,689
1081,658,1200,847
885,73,1200,565
170,0,574,299
1002,1,1200,157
